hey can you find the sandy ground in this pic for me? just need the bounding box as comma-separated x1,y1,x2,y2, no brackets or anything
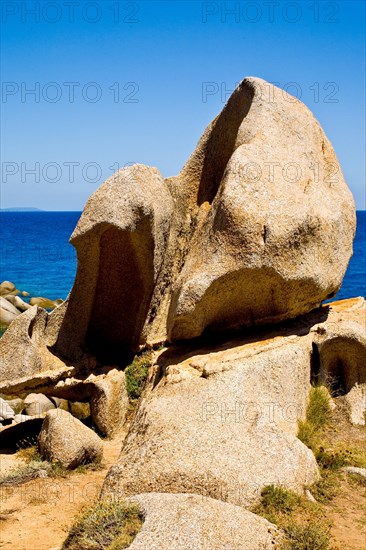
0,438,122,550
326,474,366,550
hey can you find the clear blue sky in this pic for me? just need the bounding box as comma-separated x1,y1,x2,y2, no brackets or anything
1,0,365,210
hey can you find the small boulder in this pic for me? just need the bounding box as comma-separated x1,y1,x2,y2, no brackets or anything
0,296,21,326
5,295,31,312
0,397,24,415
126,493,281,549
24,393,56,417
30,297,62,310
90,369,128,437
0,397,15,420
343,466,366,479
0,281,17,296
38,409,103,469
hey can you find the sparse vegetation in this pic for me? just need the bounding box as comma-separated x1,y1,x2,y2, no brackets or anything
252,485,330,550
297,385,332,452
253,385,366,548
16,441,43,462
0,461,50,486
297,384,366,503
124,352,152,403
62,500,143,550
0,445,105,486
256,485,302,520
281,523,330,550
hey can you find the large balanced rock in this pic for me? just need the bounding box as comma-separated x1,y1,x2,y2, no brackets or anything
51,77,355,362
38,409,103,469
126,493,281,549
54,164,174,362
166,78,355,341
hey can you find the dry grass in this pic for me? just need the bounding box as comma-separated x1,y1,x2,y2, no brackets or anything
253,384,366,548
62,500,143,550
252,485,330,550
124,352,152,403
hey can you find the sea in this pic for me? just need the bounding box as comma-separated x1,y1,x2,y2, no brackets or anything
0,210,365,306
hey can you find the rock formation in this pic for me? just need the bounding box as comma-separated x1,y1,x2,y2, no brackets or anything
50,77,355,363
38,409,103,469
102,298,366,506
0,77,356,368
0,77,364,547
125,493,281,549
0,281,62,329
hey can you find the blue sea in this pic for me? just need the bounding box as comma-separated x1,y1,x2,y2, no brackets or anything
0,211,365,304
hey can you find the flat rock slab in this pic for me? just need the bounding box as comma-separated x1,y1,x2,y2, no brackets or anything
127,492,281,549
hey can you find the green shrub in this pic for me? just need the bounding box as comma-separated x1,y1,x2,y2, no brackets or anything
297,420,318,452
305,386,333,430
259,485,301,514
16,444,42,463
252,485,330,549
298,385,332,451
316,447,349,471
62,500,143,550
125,353,151,402
282,522,330,550
309,470,338,503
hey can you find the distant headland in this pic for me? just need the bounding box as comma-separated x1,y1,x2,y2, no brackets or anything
0,207,44,212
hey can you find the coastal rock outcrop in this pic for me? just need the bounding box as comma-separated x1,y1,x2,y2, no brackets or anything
0,281,18,296
102,298,366,506
0,280,63,330
0,306,72,394
38,409,103,469
0,77,363,547
102,326,319,507
50,77,355,361
125,493,281,549
29,297,63,309
3,295,31,312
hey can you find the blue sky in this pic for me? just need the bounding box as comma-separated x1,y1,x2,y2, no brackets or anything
1,0,365,210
